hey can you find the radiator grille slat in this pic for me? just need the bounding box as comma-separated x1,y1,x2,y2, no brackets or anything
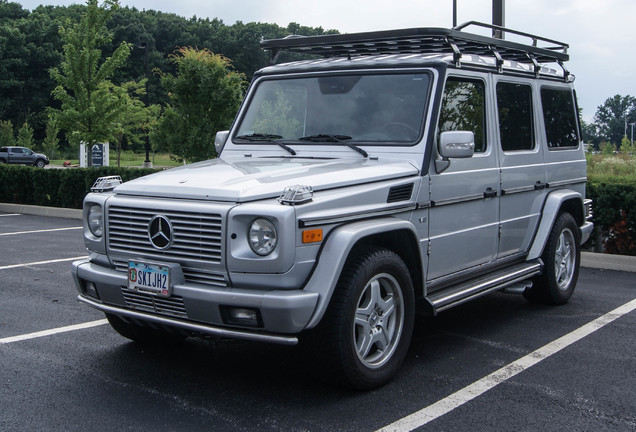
121,288,187,318
108,206,223,264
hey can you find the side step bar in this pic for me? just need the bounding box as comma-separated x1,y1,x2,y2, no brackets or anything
426,261,542,314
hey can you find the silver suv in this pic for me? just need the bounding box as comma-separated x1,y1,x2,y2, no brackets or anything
72,22,593,390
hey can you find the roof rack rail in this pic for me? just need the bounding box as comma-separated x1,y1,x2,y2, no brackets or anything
261,21,569,72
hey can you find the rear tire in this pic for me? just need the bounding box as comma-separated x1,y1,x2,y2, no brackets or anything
524,213,580,305
303,247,415,390
106,313,185,345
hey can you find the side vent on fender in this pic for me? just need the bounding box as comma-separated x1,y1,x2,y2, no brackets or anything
387,183,414,203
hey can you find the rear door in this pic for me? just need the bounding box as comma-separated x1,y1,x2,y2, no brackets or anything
494,78,547,258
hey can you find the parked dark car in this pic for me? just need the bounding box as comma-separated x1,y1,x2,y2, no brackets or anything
0,146,49,167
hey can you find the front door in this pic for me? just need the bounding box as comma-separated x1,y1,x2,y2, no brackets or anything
427,74,499,282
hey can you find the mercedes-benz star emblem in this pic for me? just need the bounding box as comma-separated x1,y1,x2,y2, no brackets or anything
148,215,173,250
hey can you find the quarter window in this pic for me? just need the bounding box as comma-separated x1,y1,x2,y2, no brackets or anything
438,78,486,152
497,82,534,151
541,88,579,148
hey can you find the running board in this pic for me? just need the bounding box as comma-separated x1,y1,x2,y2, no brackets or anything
426,261,542,314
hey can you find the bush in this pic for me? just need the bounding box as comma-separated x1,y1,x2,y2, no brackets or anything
0,165,161,209
587,180,636,255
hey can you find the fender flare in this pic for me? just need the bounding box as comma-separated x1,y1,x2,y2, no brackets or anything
303,217,421,329
527,190,584,260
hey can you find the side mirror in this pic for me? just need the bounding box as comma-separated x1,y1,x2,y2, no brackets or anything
214,131,229,154
438,131,475,159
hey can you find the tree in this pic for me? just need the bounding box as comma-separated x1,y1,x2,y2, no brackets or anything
153,47,246,162
593,95,636,146
620,135,632,155
0,119,15,146
108,80,159,166
16,121,34,149
42,116,60,159
49,0,132,166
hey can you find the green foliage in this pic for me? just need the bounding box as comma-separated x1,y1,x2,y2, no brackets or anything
593,94,636,146
16,122,35,149
587,180,636,255
153,47,246,162
0,164,160,208
0,119,15,146
620,135,633,154
599,141,616,156
49,0,132,163
42,117,60,159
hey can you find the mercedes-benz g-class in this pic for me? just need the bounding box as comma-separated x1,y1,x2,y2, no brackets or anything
73,22,593,389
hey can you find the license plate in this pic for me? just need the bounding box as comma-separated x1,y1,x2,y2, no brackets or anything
128,261,171,297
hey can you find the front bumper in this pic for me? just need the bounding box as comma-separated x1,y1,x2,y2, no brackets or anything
72,259,319,345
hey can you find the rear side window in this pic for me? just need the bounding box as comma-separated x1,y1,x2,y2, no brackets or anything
439,78,486,152
497,82,534,151
541,88,579,148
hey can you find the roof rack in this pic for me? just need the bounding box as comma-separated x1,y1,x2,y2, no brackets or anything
261,21,569,77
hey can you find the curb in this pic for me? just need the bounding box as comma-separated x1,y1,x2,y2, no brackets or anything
0,203,82,220
1,203,635,272
581,252,636,273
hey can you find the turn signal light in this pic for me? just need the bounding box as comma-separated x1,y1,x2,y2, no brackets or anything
302,229,323,244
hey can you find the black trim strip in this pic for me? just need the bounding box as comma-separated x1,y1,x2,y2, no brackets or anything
431,193,484,207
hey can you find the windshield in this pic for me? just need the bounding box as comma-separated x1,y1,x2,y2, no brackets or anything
235,72,431,145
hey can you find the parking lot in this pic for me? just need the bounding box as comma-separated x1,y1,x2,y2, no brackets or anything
1,211,635,432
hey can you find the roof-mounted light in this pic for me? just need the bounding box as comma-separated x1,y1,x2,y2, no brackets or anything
278,185,313,205
90,175,123,192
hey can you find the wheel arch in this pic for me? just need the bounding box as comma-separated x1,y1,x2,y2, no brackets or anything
303,217,423,329
527,190,585,260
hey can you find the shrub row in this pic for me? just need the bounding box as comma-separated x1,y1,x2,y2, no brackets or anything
587,180,636,255
1,165,635,255
0,165,161,209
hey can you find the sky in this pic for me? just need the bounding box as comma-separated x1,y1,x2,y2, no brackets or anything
17,0,636,122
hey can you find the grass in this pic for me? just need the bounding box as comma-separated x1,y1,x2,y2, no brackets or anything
587,153,636,183
51,150,183,168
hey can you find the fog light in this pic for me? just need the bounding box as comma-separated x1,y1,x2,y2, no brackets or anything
84,281,99,299
221,306,262,327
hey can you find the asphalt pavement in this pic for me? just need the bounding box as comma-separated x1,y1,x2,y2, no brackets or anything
1,209,634,432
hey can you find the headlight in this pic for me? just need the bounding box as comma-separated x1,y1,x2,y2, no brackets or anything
248,218,277,256
87,205,103,237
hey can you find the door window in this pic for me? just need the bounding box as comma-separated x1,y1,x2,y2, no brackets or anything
438,78,486,152
497,82,534,151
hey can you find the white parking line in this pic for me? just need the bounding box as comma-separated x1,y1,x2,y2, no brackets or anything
0,256,88,270
0,226,82,236
377,298,636,432
0,319,108,344
0,213,21,217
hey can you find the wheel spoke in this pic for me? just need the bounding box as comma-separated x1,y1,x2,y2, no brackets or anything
357,331,374,359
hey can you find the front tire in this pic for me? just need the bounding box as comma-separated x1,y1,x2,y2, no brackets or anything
304,247,415,390
35,159,46,168
525,213,581,305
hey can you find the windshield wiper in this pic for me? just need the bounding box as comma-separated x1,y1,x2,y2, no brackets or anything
298,134,368,158
234,133,296,156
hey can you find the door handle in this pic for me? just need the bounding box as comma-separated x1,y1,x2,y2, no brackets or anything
483,188,498,199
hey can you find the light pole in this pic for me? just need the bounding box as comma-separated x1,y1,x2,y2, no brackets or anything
630,122,635,151
137,41,152,168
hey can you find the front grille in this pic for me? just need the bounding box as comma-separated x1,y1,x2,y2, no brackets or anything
108,206,222,264
121,287,187,318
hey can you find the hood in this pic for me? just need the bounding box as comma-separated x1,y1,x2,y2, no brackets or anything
114,156,419,202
